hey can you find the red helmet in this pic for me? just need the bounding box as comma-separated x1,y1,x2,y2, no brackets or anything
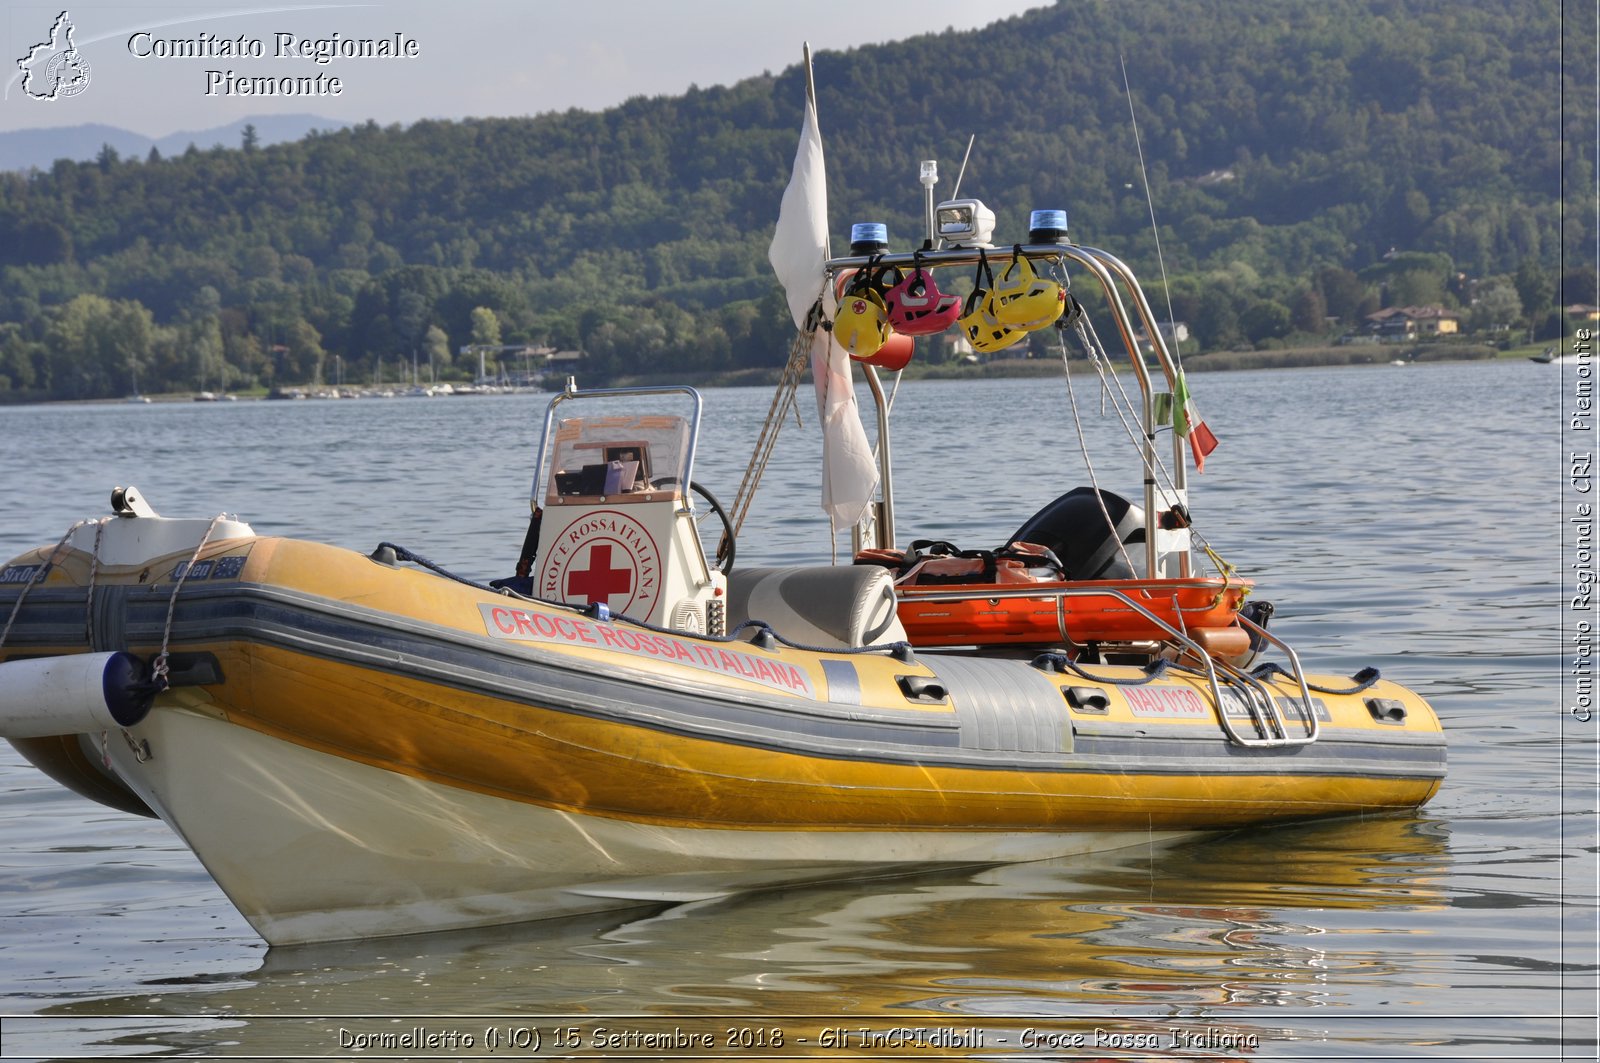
884,257,962,336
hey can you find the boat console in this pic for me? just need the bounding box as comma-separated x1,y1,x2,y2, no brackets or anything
530,383,728,635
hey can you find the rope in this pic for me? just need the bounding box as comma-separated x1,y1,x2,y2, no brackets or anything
728,319,813,538
1071,312,1186,520
1078,316,1155,471
84,518,106,647
376,540,913,659
1046,259,1231,581
0,518,93,657
1052,301,1138,578
1067,313,1240,582
375,542,504,594
727,618,911,658
1252,662,1381,696
1032,652,1173,686
153,515,226,690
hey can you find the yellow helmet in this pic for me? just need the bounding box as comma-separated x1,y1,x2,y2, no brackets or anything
833,287,889,359
958,250,1026,353
993,248,1066,331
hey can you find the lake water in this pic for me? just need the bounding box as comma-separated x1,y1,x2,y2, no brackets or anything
0,360,1593,1060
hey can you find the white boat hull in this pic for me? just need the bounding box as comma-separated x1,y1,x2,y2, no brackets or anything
109,708,1186,945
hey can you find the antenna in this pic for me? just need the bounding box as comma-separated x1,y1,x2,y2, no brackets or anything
951,134,975,199
1120,54,1179,363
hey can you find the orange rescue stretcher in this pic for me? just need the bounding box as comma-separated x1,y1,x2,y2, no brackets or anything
859,542,1253,656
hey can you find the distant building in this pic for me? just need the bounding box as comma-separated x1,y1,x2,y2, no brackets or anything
1134,321,1190,351
1566,304,1600,323
1363,305,1461,342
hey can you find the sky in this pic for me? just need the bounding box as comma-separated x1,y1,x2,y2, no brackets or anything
2,0,1045,138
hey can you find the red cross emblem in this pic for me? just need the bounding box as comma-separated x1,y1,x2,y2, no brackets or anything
539,509,662,618
565,543,633,604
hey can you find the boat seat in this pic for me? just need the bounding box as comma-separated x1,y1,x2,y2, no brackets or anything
724,565,907,649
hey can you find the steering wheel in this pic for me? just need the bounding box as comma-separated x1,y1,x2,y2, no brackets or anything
652,478,736,574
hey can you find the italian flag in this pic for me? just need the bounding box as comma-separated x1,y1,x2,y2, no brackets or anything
1171,371,1219,472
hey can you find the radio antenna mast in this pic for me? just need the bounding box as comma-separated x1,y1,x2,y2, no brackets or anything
1120,54,1179,364
951,134,976,198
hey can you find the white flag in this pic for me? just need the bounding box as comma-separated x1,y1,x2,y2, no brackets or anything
768,91,829,330
813,287,880,537
769,60,877,537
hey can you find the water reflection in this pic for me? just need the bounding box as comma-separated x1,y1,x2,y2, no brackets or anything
17,816,1458,1058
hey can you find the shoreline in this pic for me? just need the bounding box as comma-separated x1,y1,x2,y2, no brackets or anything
0,341,1538,406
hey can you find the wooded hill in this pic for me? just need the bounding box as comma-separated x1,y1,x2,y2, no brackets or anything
0,0,1586,399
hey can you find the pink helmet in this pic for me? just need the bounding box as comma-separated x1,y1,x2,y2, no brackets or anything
883,256,962,336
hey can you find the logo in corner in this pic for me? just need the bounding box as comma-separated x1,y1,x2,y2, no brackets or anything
17,10,92,101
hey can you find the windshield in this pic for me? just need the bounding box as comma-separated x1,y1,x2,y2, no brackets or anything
543,413,692,503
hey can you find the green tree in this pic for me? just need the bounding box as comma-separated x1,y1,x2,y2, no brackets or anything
469,306,502,348
1289,287,1328,334
1239,300,1293,345
1513,260,1555,320
184,286,227,391
0,0,1572,397
424,324,451,375
1563,267,1598,308
394,290,430,360
1469,277,1522,333
1191,285,1242,350
1314,266,1368,323
1386,269,1445,308
0,323,39,392
285,318,326,384
43,294,158,399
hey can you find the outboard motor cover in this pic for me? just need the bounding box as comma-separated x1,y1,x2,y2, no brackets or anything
1009,486,1145,581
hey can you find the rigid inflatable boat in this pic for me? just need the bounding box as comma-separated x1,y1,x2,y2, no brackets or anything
0,105,1443,949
